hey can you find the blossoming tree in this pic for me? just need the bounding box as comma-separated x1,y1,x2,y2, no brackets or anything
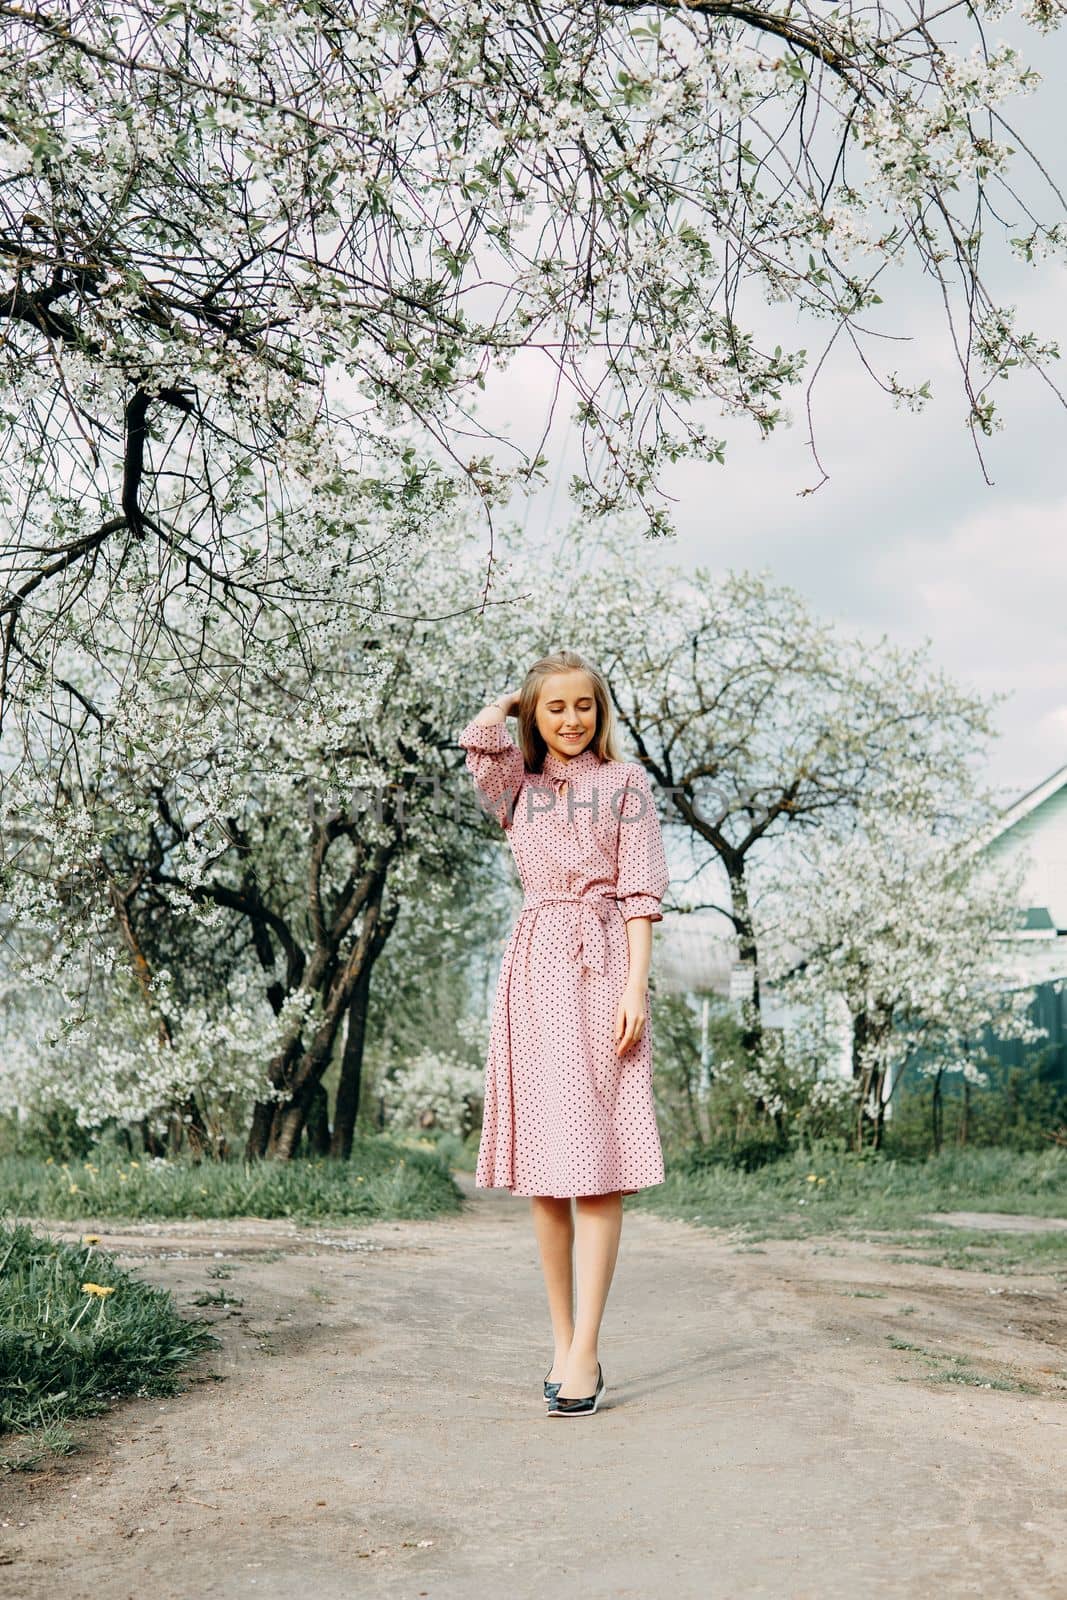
766,814,1042,1149
3,0,1065,769
0,528,525,1157
580,538,997,1057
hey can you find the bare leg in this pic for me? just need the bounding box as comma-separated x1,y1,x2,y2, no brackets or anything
529,1195,575,1382
556,1191,623,1398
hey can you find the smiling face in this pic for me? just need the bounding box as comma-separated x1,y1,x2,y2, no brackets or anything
535,669,599,762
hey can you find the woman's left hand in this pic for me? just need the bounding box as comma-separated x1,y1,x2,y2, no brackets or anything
614,978,648,1056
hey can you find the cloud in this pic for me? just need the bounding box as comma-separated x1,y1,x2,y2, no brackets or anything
876,494,1067,689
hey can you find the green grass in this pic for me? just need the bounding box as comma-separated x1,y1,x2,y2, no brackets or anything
0,1135,462,1224
0,1222,217,1440
879,1229,1067,1273
633,1144,1067,1273
886,1335,1043,1394
411,1128,481,1173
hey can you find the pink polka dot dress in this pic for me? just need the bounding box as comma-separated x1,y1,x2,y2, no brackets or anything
458,716,670,1199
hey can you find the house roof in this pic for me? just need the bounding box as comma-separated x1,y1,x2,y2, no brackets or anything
1020,906,1056,933
987,762,1067,844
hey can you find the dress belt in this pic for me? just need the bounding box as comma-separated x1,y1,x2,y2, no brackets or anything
520,890,619,975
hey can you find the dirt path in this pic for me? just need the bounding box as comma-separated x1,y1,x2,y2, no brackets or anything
5,1180,1067,1599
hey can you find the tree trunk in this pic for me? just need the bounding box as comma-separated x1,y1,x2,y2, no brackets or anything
854,1064,873,1153
267,982,365,1160
932,1067,944,1155
870,1037,889,1152
850,1010,868,1082
268,1094,312,1160
305,1082,331,1156
851,1011,894,1152
725,852,782,1137
683,1058,704,1146
245,1100,274,1160
252,874,399,1162
330,960,372,1160
726,860,763,1060
873,1082,886,1151
173,1095,208,1160
140,1117,164,1157
851,1012,870,1152
958,1075,970,1147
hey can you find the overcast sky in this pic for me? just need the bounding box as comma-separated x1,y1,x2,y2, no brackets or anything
474,22,1067,812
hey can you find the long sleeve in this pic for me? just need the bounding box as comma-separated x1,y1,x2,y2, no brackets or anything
615,763,669,922
458,716,525,830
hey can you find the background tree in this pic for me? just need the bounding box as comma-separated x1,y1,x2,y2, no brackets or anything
580,536,996,1057
3,0,1065,768
0,512,1051,1160
0,526,532,1158
769,813,1043,1150
358,874,510,1134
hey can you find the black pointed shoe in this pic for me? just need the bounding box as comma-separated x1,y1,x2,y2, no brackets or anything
549,1362,605,1416
544,1372,562,1405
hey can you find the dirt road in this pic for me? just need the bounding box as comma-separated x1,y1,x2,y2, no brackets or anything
4,1179,1067,1599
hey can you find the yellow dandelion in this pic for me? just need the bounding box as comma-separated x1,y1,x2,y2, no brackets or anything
68,1183,79,1194
806,1174,818,1183
129,1160,140,1169
82,1234,101,1245
81,1282,115,1298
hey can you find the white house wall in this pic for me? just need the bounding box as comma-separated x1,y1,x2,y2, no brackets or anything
985,781,1067,932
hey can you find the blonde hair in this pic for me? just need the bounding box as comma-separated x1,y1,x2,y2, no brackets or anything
515,650,625,772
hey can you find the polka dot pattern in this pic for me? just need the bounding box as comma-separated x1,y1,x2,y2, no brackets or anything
459,716,670,1199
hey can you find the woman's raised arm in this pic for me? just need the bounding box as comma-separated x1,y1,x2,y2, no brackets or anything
458,694,525,830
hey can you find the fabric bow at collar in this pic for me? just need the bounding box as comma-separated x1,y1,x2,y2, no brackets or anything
539,744,604,785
